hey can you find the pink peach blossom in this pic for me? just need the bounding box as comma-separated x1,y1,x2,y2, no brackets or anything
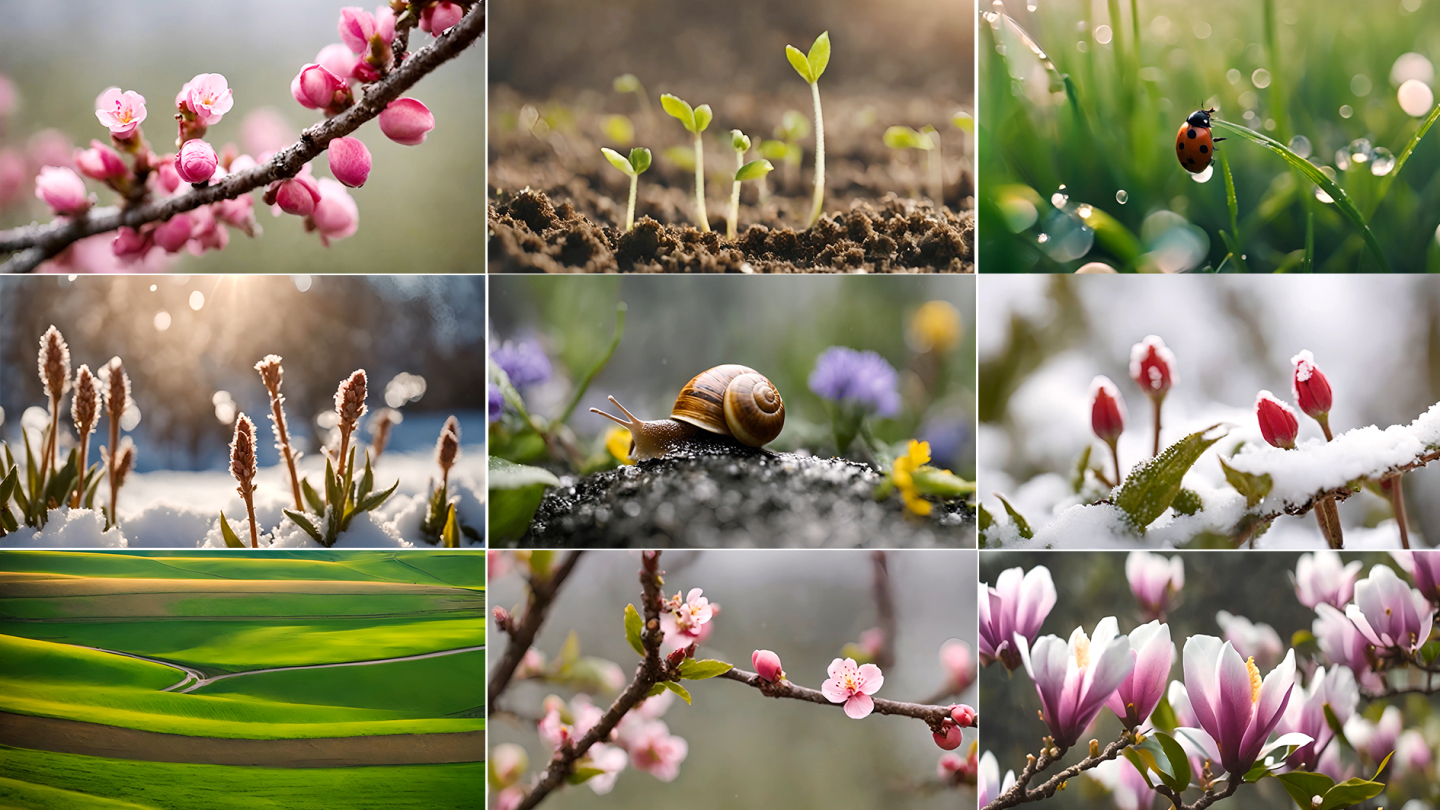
933,722,963,750
489,743,528,789
181,73,234,125
75,140,126,181
310,177,359,245
34,166,90,215
269,174,322,217
583,743,628,794
188,206,228,254
752,649,784,682
95,88,147,138
379,98,436,145
665,588,713,638
111,226,152,261
241,108,294,157
153,213,194,253
937,752,965,780
821,657,884,719
0,148,26,207
420,1,464,34
214,195,257,236
175,139,218,184
28,129,75,169
328,136,371,188
338,6,394,54
153,158,182,194
316,43,361,84
0,74,15,121
951,704,977,727
291,64,347,111
493,786,524,810
625,719,688,782
940,639,975,693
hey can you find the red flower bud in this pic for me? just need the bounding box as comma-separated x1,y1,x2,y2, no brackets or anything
1129,335,1176,398
666,648,688,668
1089,376,1127,445
1291,350,1333,420
1256,391,1299,449
950,704,977,728
933,721,964,750
752,649,784,682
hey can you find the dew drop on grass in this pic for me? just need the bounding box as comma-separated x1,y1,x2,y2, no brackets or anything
1349,138,1373,166
1287,135,1312,158
1335,148,1351,171
1251,69,1272,88
1037,233,1050,243
1190,164,1214,183
1371,147,1396,176
1116,190,1129,204
1095,25,1113,44
1051,185,1068,207
1339,104,1354,119
1077,204,1093,219
1315,167,1338,203
1398,79,1435,117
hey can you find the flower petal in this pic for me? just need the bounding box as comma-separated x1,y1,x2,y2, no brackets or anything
844,693,874,719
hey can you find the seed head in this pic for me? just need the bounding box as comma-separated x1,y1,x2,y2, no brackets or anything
371,408,399,457
116,439,136,487
334,370,368,435
229,413,258,497
38,326,71,402
436,414,460,472
103,357,131,420
72,365,99,437
255,355,284,397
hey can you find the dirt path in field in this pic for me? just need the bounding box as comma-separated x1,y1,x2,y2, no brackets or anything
0,712,485,767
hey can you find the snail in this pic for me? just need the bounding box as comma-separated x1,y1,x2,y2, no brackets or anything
591,364,786,461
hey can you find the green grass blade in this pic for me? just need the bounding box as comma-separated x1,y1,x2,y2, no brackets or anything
557,302,628,424
1262,0,1288,141
1213,120,1391,272
1219,150,1248,272
1304,210,1314,273
1370,101,1440,218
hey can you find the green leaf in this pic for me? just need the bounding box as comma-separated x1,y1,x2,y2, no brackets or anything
884,126,924,150
559,630,581,667
1276,771,1335,809
1212,120,1392,272
1122,748,1160,790
693,104,713,133
624,603,645,656
661,94,697,132
324,457,341,512
977,503,993,532
1318,777,1387,810
0,467,15,506
602,147,635,176
557,302,627,425
951,110,974,133
806,31,830,82
567,766,607,785
730,129,751,152
1303,209,1314,274
1153,732,1192,794
489,456,561,490
735,159,775,182
785,44,814,83
759,140,789,161
644,683,667,699
1371,99,1440,217
911,466,976,498
1070,445,1093,493
358,453,374,501
353,478,400,514
283,509,323,543
661,680,692,704
678,659,733,680
1322,703,1350,750
995,494,1033,539
628,147,652,175
1220,456,1273,508
218,511,246,548
1113,425,1227,531
613,73,642,94
442,504,460,548
302,478,325,514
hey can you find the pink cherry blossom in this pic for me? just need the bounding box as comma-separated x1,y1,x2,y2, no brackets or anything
1346,563,1434,653
1180,636,1304,776
940,639,975,693
1104,621,1174,730
1017,617,1135,747
182,73,234,125
95,88,147,138
1292,550,1363,610
1126,550,1184,621
665,588,713,638
310,177,359,245
28,129,75,169
153,213,194,253
316,43,361,84
0,149,26,207
625,719,688,781
34,166,90,215
493,787,524,810
269,174,322,217
328,136,371,188
752,649,784,682
214,195,257,236
979,565,1056,671
75,140,126,181
111,226,152,261
291,64,347,111
489,743,528,789
821,657,884,719
583,743,628,794
951,704,977,727
937,752,965,780
338,6,394,54
379,98,436,145
187,205,228,254
241,108,294,157
420,1,464,34
153,158,182,194
175,139,218,184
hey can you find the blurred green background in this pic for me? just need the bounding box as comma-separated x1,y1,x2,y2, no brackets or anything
981,0,1440,272
489,275,977,477
488,549,977,809
980,551,1438,809
0,0,484,274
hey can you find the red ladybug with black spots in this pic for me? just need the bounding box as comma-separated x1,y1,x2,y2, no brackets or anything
1176,108,1224,173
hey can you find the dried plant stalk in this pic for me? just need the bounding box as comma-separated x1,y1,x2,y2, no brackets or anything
255,355,303,511
332,370,368,498
370,408,399,462
70,364,99,508
37,326,71,483
102,357,130,524
436,415,460,497
229,414,259,548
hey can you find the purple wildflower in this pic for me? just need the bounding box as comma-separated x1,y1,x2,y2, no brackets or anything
808,347,901,417
488,386,504,422
491,340,552,389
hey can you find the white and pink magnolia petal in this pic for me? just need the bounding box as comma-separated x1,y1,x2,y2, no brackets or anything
1181,635,1225,736
1237,649,1298,768
1014,566,1057,640
1173,727,1223,771
1212,643,1258,767
1345,603,1388,648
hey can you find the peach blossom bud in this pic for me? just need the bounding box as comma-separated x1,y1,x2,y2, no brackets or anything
1291,350,1333,420
95,88,147,138
269,175,322,217
75,140,126,180
933,722,964,750
34,166,90,215
112,226,152,260
1256,391,1299,450
493,606,512,629
0,149,26,207
666,648,688,668
420,1,464,34
752,649,784,682
337,7,389,54
379,98,435,145
950,704,977,727
175,139,217,184
328,136,371,188
1089,375,1126,445
153,158,182,194
153,213,193,253
311,178,358,245
291,64,345,110
316,44,360,84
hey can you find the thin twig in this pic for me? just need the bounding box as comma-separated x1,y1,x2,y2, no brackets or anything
983,731,1134,809
871,550,897,672
1155,775,1241,810
0,1,486,273
718,668,957,731
487,550,585,701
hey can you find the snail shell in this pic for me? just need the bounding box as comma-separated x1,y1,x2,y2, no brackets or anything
670,364,785,448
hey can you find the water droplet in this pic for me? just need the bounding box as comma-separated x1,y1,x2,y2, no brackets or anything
1095,25,1113,45
1335,148,1351,172
1251,68,1272,89
1116,190,1129,204
1077,204,1094,219
1351,74,1373,97
1037,233,1050,243
1027,0,1037,10
1398,79,1435,117
1349,138,1373,166
1434,223,1440,247
1190,164,1215,183
1051,185,1068,208
1316,167,1337,203
1288,135,1312,158
1371,147,1396,176
1226,69,1242,85
1077,40,1088,53
1339,104,1354,119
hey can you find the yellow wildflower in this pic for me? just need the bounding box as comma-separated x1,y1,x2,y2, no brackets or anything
892,439,933,516
605,427,635,465
908,301,962,354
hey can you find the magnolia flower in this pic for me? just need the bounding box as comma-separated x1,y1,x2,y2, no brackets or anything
1312,603,1382,692
1346,564,1434,653
1395,550,1440,604
1344,705,1402,765
1393,728,1432,776
1105,621,1174,730
1292,550,1363,610
821,657,884,719
1274,665,1358,771
1215,611,1284,671
1126,551,1184,620
1017,617,1135,748
977,751,1015,808
979,565,1056,671
1178,636,1307,777
1085,758,1158,810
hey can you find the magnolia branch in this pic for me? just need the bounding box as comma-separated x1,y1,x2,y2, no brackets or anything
516,551,668,810
984,731,1135,810
1155,776,1240,810
718,667,958,731
0,1,486,274
488,549,585,702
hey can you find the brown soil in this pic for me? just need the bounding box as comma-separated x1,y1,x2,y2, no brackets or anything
0,711,485,768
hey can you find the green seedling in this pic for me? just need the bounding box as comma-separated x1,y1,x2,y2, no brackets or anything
0,438,102,536
884,125,942,203
785,31,831,228
662,145,696,172
285,448,399,547
602,115,635,147
726,130,774,239
602,146,653,231
613,74,652,118
660,93,714,231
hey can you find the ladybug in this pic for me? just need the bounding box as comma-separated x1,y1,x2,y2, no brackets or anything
1176,107,1225,173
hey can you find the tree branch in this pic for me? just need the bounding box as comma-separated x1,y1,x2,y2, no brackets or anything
1155,775,1241,810
516,551,668,810
0,0,486,274
871,550,898,672
488,550,585,702
983,731,1135,809
718,667,958,731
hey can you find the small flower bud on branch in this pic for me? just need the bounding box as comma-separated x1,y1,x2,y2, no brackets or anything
229,413,260,548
